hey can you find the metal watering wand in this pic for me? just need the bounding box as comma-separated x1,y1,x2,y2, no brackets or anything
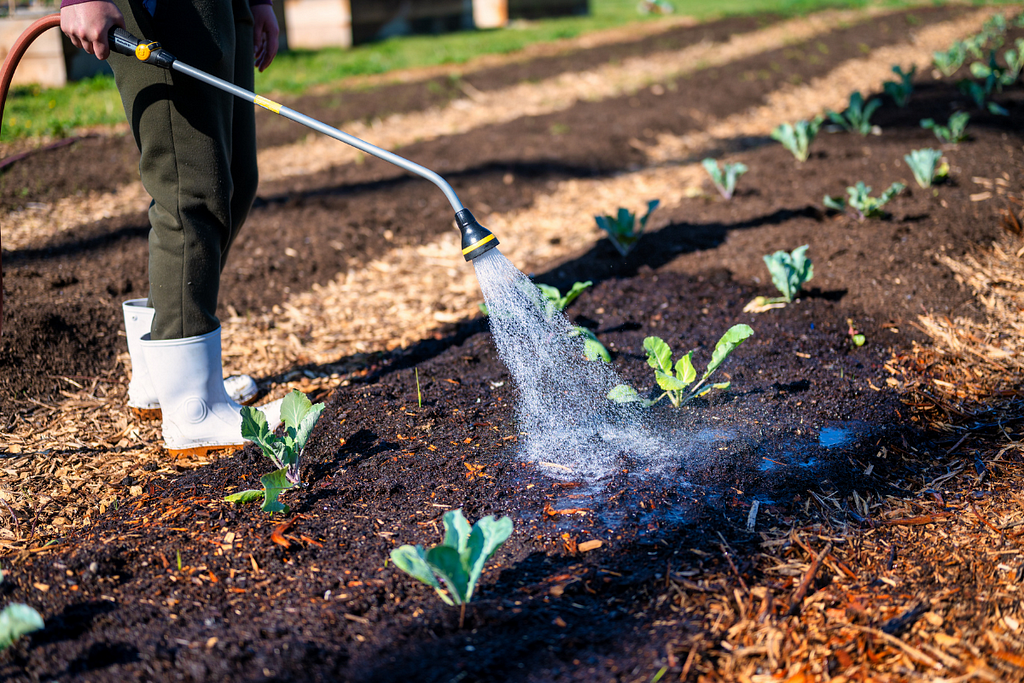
106,26,500,261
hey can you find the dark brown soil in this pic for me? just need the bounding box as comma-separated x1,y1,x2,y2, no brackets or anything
2,9,1023,682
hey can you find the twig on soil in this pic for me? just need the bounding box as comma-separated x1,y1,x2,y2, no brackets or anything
970,502,1005,538
787,541,832,616
717,536,749,594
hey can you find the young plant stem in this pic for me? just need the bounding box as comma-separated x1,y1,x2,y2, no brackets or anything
460,603,466,629
415,368,422,408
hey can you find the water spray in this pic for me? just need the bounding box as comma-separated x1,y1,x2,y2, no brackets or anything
106,28,499,261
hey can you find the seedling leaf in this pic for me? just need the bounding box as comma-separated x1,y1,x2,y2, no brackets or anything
259,468,294,514
607,384,642,403
656,369,691,393
675,352,697,385
465,515,514,602
224,489,264,505
904,148,946,188
390,545,453,605
704,324,754,379
644,336,673,374
0,603,44,650
770,117,823,162
595,201,659,255
392,509,513,611
763,244,814,303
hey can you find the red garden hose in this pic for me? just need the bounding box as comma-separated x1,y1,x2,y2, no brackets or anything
0,12,62,336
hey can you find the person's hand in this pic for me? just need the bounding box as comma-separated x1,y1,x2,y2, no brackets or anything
60,0,125,61
252,4,279,72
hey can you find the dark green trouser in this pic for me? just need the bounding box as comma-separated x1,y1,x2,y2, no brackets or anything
109,0,258,340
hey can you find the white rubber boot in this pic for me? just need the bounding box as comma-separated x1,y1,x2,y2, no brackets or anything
141,326,279,457
123,299,258,418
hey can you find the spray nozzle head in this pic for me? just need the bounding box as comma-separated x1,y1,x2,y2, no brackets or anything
455,209,499,261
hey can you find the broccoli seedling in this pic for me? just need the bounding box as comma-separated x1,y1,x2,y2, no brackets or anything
535,281,611,361
595,200,660,256
609,325,754,408
933,43,967,77
883,65,915,107
536,281,591,319
745,245,814,312
826,91,882,136
766,245,814,304
970,50,1013,89
0,571,44,651
961,51,1012,115
770,117,823,163
1003,39,1024,83
226,390,325,514
824,182,905,221
701,158,748,200
903,149,948,189
391,509,513,627
921,111,969,145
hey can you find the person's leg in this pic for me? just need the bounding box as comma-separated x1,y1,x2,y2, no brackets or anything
224,0,259,271
108,0,239,340
109,0,276,453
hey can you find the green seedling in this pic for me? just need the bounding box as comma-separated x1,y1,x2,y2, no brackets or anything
882,65,915,107
226,390,325,514
535,281,611,361
933,42,967,77
765,245,814,304
608,325,754,408
536,281,591,319
826,91,882,136
595,200,660,256
0,571,44,651
1004,40,1024,84
744,245,813,312
770,116,823,162
391,509,513,627
824,181,905,221
569,326,611,362
958,78,1008,115
970,50,1013,89
962,34,987,60
982,14,1008,40
483,281,611,361
961,50,1011,115
903,149,948,189
920,111,970,145
415,368,422,409
701,158,748,200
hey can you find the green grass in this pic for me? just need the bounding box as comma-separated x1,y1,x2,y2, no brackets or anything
0,0,1019,141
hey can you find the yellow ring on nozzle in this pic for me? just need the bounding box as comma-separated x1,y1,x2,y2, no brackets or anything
135,43,152,61
461,233,495,255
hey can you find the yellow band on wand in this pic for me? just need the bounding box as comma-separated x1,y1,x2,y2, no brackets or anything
254,95,283,114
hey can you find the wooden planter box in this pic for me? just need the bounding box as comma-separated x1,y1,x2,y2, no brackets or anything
283,0,589,49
